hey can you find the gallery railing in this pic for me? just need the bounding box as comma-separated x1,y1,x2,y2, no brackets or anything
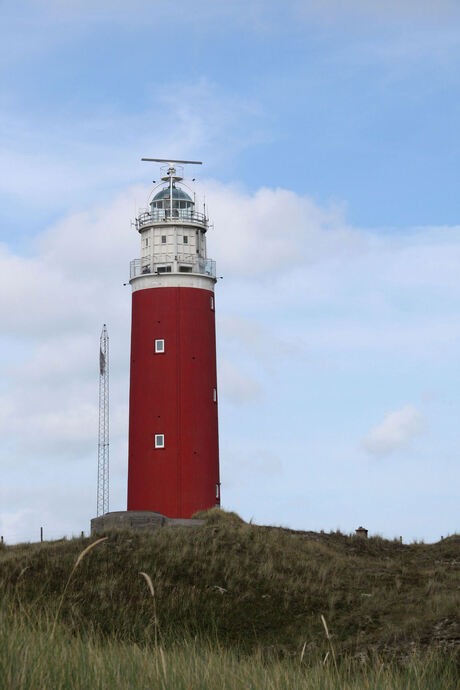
130,256,216,280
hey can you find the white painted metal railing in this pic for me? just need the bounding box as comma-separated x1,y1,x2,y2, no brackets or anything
130,256,216,280
136,208,207,229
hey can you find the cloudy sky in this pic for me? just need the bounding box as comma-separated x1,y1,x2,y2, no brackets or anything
1,0,459,543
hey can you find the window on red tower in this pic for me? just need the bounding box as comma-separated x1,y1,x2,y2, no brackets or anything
155,434,164,448
213,387,217,402
155,339,165,353
210,295,214,310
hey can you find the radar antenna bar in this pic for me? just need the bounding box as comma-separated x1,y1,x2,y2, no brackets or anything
141,158,202,165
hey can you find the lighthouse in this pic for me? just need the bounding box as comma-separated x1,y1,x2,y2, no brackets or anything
127,159,220,519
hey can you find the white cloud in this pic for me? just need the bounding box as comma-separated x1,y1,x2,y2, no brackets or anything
362,404,425,456
205,181,361,277
0,508,36,543
218,358,263,404
218,315,299,362
0,79,268,214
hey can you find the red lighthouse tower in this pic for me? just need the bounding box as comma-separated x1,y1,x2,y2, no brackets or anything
127,160,220,518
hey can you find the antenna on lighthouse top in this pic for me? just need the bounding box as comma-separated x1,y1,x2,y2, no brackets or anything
142,158,203,214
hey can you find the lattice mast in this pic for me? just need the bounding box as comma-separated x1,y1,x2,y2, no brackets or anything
97,324,109,516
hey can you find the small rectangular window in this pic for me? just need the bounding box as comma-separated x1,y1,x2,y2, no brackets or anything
213,387,217,402
216,483,220,499
155,434,164,449
179,266,192,272
161,235,167,244
155,339,165,353
157,266,172,273
210,295,214,310
183,235,188,244
145,237,149,248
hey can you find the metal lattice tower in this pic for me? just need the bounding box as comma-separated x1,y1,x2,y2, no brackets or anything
97,324,109,516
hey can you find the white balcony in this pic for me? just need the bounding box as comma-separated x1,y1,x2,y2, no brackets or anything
136,208,207,230
130,255,216,280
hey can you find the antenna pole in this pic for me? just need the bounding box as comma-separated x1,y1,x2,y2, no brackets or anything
97,324,109,517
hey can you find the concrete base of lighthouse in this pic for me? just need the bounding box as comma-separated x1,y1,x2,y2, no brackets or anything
90,510,205,535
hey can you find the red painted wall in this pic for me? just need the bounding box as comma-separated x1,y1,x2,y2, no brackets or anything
127,286,220,518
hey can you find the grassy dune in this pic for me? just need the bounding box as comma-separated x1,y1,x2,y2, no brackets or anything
0,510,458,688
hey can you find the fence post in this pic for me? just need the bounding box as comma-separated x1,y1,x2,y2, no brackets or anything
40,526,43,543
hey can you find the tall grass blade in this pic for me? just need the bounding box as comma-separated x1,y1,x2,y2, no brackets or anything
51,537,108,639
139,571,155,598
320,614,339,679
300,640,307,664
139,571,160,651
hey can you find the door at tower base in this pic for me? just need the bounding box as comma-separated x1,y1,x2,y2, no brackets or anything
127,285,220,519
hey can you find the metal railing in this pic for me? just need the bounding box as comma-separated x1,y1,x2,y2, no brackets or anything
137,208,208,229
130,256,216,280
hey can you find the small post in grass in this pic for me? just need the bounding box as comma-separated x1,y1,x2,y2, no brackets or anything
40,526,43,542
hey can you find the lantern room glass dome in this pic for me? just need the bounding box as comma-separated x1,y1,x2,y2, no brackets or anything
149,184,194,219
152,185,193,203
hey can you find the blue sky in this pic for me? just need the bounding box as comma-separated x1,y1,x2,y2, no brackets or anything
1,0,459,543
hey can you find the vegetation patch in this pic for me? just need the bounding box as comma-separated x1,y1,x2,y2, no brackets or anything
0,510,458,687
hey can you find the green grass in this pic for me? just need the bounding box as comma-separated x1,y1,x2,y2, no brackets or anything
0,611,458,689
0,509,458,688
